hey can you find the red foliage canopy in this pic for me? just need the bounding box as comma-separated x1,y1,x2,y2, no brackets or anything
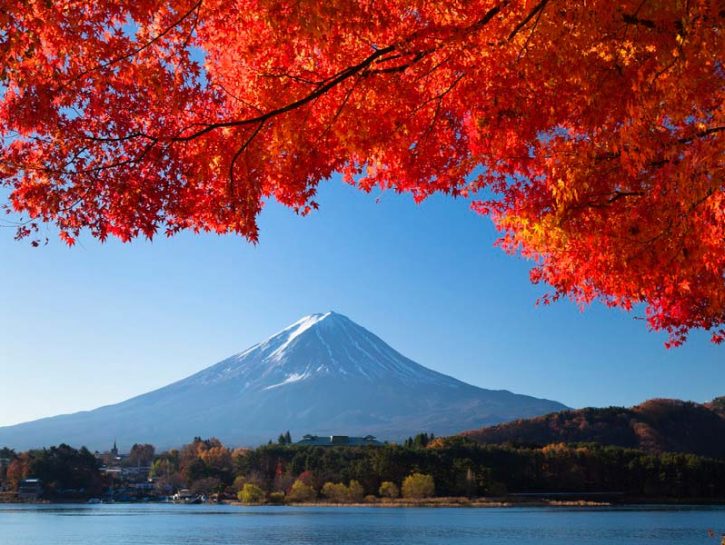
1,1,723,345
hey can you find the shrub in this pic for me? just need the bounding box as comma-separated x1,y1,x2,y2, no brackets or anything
378,481,399,499
321,480,364,502
321,482,349,502
238,483,265,504
348,480,365,502
232,475,247,493
268,491,286,504
402,473,435,499
287,479,316,502
486,481,508,497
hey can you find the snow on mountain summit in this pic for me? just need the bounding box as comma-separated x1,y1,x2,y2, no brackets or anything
192,311,453,390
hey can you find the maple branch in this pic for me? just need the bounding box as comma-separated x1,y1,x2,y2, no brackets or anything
515,1,547,61
71,1,551,153
229,121,266,196
607,190,645,203
158,45,395,142
563,190,645,216
421,72,467,139
594,126,724,163
47,138,161,176
366,48,435,75
81,132,148,143
179,1,203,51
508,0,550,41
413,53,455,82
153,4,512,142
34,0,576,182
66,0,204,84
622,14,656,29
678,125,724,144
210,82,264,113
258,71,324,86
319,77,362,140
470,4,505,32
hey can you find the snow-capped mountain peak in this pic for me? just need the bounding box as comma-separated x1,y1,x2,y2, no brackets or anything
193,311,448,390
0,312,568,450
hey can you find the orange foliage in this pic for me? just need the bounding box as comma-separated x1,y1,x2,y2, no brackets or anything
1,1,722,344
5,454,30,490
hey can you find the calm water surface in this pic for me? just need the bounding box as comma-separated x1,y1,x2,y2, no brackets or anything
0,504,723,545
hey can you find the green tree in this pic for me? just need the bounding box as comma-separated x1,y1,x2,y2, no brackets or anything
29,444,104,498
273,432,293,445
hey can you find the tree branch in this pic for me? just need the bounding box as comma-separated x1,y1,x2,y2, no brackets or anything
66,0,204,84
508,0,549,41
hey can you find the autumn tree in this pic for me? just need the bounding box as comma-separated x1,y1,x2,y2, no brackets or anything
5,453,31,492
378,481,400,499
126,443,156,467
287,478,316,502
321,480,365,502
402,472,435,499
321,481,349,502
238,482,265,504
0,1,722,345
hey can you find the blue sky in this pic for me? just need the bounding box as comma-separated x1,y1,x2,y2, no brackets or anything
0,177,722,427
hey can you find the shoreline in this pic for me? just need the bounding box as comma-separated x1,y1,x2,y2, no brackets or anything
229,497,725,508
3,496,725,508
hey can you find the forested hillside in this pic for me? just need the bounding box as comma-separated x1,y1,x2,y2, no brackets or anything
461,399,725,458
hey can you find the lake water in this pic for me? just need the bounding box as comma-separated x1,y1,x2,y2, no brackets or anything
0,504,723,545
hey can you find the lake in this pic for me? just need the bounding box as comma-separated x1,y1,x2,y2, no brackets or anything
0,504,723,545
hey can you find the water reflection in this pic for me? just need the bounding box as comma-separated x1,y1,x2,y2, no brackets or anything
0,504,722,545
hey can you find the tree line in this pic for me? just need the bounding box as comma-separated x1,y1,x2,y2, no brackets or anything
2,437,724,502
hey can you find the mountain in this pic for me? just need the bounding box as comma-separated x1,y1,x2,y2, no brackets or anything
461,398,725,458
0,312,566,451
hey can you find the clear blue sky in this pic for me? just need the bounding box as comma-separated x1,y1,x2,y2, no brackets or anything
0,177,722,427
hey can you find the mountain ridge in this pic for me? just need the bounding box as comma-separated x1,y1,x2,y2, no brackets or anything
461,397,725,458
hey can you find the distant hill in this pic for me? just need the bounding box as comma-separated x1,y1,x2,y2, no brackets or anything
706,396,725,417
0,312,566,451
461,398,725,458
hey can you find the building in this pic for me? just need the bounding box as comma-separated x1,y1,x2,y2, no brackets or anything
295,434,383,447
17,479,43,500
96,440,128,467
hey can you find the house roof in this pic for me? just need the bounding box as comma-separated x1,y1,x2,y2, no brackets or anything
295,434,383,447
